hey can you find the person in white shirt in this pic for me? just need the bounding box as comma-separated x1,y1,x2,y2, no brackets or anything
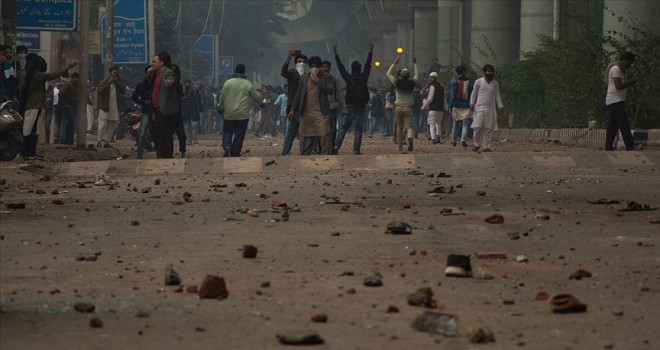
604,52,637,151
421,72,448,144
470,64,503,152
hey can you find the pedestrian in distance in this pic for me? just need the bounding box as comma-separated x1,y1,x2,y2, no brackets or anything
216,63,264,157
280,50,307,155
19,54,77,159
289,56,335,155
448,65,474,147
421,72,448,144
604,52,637,151
470,64,503,153
387,52,419,152
333,42,373,155
97,66,127,148
147,52,180,159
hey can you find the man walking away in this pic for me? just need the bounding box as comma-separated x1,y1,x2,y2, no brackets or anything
604,52,637,151
449,65,474,147
217,64,263,157
470,64,503,153
387,53,419,152
333,42,373,155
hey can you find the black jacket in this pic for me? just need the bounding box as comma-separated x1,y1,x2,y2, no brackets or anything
335,51,372,108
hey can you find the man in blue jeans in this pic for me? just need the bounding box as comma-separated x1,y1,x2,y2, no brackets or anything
217,64,263,157
333,42,373,155
280,50,306,156
448,65,474,147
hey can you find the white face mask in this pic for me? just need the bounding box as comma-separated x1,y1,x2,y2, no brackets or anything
295,62,307,75
310,67,320,76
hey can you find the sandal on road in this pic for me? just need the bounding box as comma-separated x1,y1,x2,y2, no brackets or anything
549,294,587,314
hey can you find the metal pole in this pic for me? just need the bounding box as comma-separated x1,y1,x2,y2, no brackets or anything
148,0,155,58
553,0,560,41
77,0,91,147
104,0,114,72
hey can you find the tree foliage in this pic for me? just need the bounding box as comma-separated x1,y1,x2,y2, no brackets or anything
497,7,659,129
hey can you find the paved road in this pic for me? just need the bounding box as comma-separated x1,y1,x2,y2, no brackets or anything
1,137,659,349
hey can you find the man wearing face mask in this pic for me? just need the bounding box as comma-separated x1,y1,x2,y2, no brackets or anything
470,64,503,153
288,56,335,155
280,50,307,155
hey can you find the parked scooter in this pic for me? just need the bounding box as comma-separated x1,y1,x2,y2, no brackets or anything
0,101,24,161
122,103,153,151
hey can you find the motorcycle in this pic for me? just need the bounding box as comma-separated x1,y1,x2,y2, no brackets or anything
0,101,24,161
122,103,153,151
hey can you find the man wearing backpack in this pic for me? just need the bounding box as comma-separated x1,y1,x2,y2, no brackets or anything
333,42,373,155
449,65,474,147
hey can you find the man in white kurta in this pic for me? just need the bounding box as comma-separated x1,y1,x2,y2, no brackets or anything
469,64,503,152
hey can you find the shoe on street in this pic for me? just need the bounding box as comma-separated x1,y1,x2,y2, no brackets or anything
445,254,472,277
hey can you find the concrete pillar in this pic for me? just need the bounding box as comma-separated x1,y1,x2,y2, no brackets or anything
519,0,554,55
382,30,397,67
470,0,521,68
437,0,460,68
396,20,412,67
414,8,437,76
603,0,659,43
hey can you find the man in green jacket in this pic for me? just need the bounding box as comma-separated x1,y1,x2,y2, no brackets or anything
216,64,263,157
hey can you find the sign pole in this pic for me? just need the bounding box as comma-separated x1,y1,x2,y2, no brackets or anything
148,0,155,58
77,0,91,147
104,0,114,72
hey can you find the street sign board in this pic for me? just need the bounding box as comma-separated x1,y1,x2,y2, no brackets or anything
16,31,41,50
17,0,78,31
219,56,234,75
101,0,148,64
195,35,215,79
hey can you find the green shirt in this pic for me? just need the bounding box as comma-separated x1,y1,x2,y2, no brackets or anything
216,77,261,120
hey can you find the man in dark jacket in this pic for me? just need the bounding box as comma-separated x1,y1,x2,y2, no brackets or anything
57,72,80,145
333,42,373,155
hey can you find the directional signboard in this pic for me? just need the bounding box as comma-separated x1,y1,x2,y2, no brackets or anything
17,0,78,31
219,56,234,75
194,35,215,79
16,31,41,50
101,0,148,64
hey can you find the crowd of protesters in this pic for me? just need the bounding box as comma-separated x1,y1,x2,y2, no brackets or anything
1,42,638,159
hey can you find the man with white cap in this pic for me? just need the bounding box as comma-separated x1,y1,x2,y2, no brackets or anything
421,72,448,144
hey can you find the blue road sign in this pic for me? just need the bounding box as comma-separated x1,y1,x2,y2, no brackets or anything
101,0,148,64
195,35,215,79
17,0,78,31
16,31,41,50
219,56,234,75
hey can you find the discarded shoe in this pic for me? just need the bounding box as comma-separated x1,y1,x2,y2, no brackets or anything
549,294,587,313
445,254,472,277
586,198,620,205
386,221,413,235
618,201,657,212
